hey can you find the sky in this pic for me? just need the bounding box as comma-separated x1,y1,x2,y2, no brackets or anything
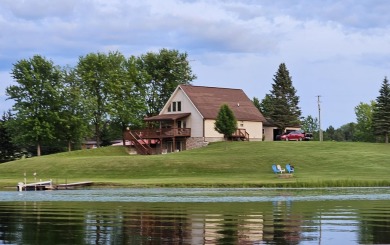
1,0,390,129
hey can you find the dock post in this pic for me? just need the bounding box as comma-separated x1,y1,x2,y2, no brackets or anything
17,182,24,191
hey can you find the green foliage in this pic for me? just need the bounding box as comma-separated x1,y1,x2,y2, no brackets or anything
259,94,273,118
6,55,63,156
57,66,90,151
265,63,301,131
324,123,356,141
0,111,18,162
301,115,318,133
354,101,376,142
108,55,147,138
252,97,262,113
214,104,237,139
76,52,114,147
372,77,390,143
137,49,196,116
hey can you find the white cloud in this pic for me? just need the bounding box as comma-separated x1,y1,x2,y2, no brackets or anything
1,0,390,127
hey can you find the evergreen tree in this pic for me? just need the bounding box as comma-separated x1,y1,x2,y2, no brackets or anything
259,94,273,118
372,77,390,143
0,111,18,162
252,97,262,113
214,104,237,140
267,63,301,132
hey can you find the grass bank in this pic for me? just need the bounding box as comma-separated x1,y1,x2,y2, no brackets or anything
0,141,389,188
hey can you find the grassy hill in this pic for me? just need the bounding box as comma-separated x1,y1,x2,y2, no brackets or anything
1,141,390,188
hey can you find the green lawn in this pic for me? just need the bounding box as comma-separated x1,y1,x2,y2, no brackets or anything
0,141,389,188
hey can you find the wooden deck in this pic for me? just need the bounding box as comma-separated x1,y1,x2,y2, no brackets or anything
128,128,191,139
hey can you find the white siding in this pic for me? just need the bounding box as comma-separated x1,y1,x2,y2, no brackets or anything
204,119,263,141
161,88,204,138
204,119,224,142
240,121,263,141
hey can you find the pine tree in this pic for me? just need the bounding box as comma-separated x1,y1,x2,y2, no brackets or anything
214,104,237,140
372,77,390,143
267,63,301,132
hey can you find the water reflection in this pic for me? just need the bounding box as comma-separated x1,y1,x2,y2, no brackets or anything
0,188,389,244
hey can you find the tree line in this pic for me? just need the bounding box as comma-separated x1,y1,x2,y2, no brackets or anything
1,57,389,162
0,49,196,159
253,63,390,143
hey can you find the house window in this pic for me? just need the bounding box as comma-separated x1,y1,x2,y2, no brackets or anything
177,120,186,128
168,105,171,112
171,101,181,112
177,101,181,111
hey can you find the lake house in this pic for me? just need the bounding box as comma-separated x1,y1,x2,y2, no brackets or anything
124,85,266,154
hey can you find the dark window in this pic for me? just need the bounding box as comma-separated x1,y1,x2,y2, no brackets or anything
172,102,176,112
168,105,171,112
177,101,181,111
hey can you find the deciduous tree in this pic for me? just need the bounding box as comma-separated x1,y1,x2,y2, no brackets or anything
137,49,196,117
76,52,115,147
354,101,375,142
301,115,318,138
6,55,62,156
58,66,89,151
107,55,147,145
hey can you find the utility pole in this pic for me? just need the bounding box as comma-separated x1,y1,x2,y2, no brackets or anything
317,95,323,141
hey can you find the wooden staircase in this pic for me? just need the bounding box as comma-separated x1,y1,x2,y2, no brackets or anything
125,131,153,155
232,129,250,141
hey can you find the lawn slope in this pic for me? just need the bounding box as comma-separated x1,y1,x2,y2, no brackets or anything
0,141,389,188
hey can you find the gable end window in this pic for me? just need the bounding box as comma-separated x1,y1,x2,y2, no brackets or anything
171,101,182,112
177,101,181,111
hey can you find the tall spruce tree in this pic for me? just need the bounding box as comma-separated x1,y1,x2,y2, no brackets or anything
267,63,301,132
214,104,237,140
372,77,390,143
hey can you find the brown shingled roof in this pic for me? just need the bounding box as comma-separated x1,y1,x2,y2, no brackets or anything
180,85,265,122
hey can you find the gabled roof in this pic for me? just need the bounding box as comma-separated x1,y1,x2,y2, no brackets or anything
180,85,265,122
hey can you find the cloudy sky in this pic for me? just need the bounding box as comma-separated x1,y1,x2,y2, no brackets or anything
1,0,389,128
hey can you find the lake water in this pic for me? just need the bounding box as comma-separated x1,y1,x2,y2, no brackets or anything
1,188,390,244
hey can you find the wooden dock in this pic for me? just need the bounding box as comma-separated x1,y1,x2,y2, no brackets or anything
17,180,54,191
17,180,93,191
55,181,94,190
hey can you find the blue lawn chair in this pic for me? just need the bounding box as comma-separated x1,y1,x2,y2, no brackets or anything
286,164,295,173
272,164,281,174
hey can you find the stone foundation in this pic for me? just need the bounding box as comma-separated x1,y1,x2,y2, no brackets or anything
186,137,209,150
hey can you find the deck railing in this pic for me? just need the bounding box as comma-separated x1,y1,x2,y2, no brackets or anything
232,128,249,141
128,128,191,138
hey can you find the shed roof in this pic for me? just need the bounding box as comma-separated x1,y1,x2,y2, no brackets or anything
145,113,191,121
180,85,265,122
